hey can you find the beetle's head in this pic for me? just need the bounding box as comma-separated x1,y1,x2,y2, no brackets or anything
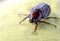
29,9,42,23
29,11,39,23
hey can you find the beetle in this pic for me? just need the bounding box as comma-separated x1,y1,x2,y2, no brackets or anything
19,3,59,33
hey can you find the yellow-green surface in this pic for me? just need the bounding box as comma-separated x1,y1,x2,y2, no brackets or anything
0,0,60,41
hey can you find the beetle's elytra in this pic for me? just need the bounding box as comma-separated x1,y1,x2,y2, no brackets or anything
19,3,59,33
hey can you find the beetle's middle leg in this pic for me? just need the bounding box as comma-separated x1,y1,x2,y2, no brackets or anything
46,17,60,19
38,21,56,28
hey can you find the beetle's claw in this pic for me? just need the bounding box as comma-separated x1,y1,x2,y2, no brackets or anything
53,25,56,28
19,21,21,24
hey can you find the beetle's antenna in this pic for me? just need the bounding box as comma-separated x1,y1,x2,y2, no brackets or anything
18,13,28,16
33,22,38,33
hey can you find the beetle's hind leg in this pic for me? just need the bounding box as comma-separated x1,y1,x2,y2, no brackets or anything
39,21,56,28
46,17,60,19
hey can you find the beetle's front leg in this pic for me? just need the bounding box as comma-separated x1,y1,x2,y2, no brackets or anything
19,15,29,24
33,22,38,33
46,17,60,19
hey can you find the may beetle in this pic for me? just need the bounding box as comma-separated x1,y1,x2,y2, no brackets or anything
19,3,59,33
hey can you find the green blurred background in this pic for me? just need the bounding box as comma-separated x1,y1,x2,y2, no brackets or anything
0,0,60,41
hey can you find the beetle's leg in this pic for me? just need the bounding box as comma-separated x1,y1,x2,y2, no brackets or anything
46,17,60,19
38,21,56,28
33,22,38,33
19,15,29,24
